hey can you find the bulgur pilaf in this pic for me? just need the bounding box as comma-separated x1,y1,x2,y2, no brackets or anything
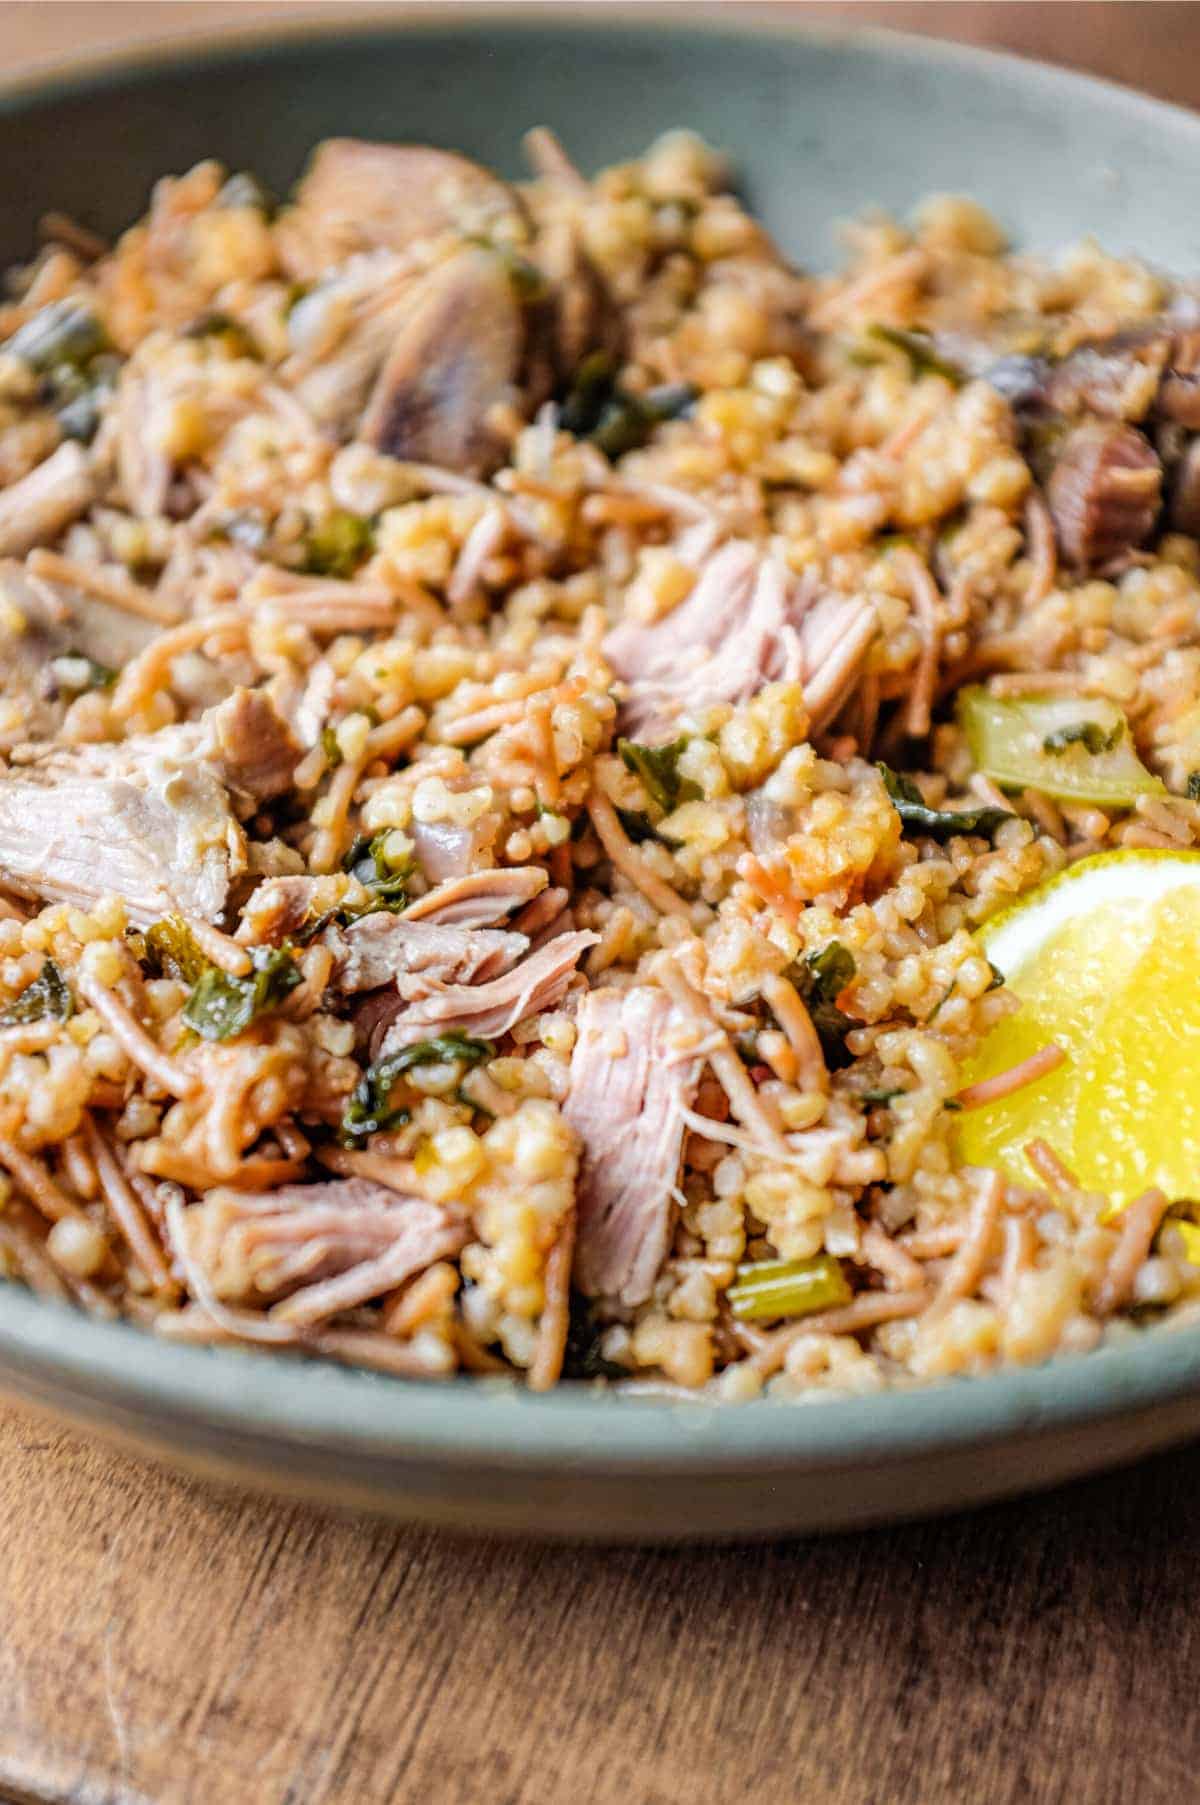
0,129,1198,1401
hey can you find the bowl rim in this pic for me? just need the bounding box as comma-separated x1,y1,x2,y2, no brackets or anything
3,1,1200,1481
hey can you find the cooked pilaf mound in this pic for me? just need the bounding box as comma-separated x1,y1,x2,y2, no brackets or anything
0,129,1199,1399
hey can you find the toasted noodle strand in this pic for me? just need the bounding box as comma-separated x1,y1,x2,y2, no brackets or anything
0,1137,81,1223
25,547,183,624
931,1168,1004,1305
891,546,942,739
309,756,367,873
85,1119,172,1291
1025,1138,1079,1194
181,916,253,976
1094,1189,1170,1316
76,969,194,1099
1023,492,1058,606
760,972,828,1093
111,613,249,716
747,1288,932,1378
955,1043,1065,1110
999,1215,1037,1307
655,955,792,1159
0,1209,70,1299
587,791,692,918
859,1221,926,1292
528,1207,576,1392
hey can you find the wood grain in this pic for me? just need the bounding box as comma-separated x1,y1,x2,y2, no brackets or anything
2,5,1200,1802
2,1405,1200,1805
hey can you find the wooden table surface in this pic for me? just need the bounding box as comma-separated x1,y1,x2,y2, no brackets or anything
4,6,1200,1803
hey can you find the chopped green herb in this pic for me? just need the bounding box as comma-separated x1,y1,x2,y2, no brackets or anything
805,941,856,1005
790,941,858,1069
618,736,702,814
728,1254,852,1322
560,352,697,459
878,763,1014,843
865,324,964,384
45,350,121,443
561,1291,626,1381
142,915,210,985
0,958,73,1026
51,649,117,692
342,830,412,907
986,960,1005,992
181,945,301,1042
183,311,261,359
943,1097,964,1112
217,171,276,215
342,1032,494,1139
5,302,119,444
1187,772,1200,802
615,807,655,844
1042,720,1123,756
6,301,109,372
320,725,343,770
861,1088,903,1107
302,510,375,579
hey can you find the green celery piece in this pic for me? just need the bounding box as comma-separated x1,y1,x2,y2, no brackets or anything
727,1254,852,1322
958,687,1165,808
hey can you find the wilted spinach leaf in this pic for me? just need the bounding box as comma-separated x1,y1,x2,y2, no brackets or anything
0,958,73,1026
182,946,301,1042
561,352,697,459
618,736,702,814
878,764,1013,843
342,1032,494,1139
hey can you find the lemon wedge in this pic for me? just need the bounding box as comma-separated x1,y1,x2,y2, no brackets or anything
955,849,1200,1206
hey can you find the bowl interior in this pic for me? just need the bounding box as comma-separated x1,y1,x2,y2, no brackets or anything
2,11,1200,1523
3,12,1200,268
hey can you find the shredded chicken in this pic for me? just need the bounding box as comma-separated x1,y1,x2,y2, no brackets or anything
567,985,704,1305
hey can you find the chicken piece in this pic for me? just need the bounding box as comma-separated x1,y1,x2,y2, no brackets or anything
0,443,97,557
279,140,525,279
566,985,704,1306
371,929,597,1058
523,217,624,396
1168,436,1200,536
605,541,876,736
1046,421,1162,568
182,1176,468,1324
1158,329,1200,429
289,252,428,438
1042,329,1171,423
361,246,526,474
200,687,300,807
0,739,243,922
0,688,294,921
332,914,527,997
401,865,548,928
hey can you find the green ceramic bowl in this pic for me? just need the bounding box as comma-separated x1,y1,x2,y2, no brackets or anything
4,7,1200,1539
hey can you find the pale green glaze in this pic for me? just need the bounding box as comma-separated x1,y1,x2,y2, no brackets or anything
3,8,1200,1538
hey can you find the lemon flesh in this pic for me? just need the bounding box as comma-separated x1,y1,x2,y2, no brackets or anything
956,850,1200,1205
